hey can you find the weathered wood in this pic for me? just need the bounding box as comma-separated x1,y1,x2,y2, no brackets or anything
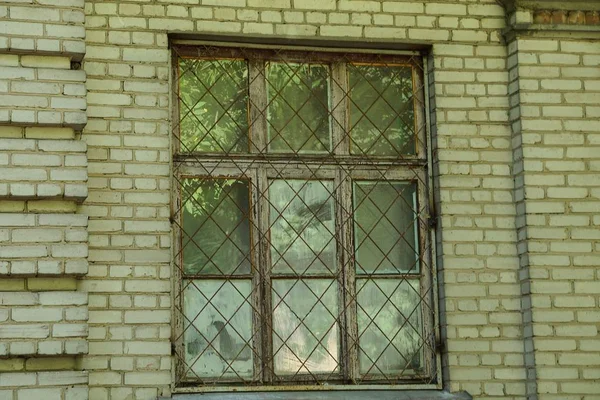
163,389,472,400
173,49,434,386
331,63,348,156
249,59,267,154
257,168,274,383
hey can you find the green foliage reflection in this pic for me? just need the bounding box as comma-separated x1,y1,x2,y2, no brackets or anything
267,62,331,153
353,181,419,274
349,65,416,156
179,59,249,153
181,178,251,275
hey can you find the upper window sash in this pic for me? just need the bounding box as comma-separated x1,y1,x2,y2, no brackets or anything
173,46,427,161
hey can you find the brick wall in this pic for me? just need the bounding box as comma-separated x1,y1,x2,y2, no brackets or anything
509,33,600,398
0,0,598,399
0,1,89,399
82,1,524,399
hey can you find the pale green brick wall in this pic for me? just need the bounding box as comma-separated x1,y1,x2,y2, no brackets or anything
509,35,600,399
0,1,90,399
81,1,525,399
0,0,599,400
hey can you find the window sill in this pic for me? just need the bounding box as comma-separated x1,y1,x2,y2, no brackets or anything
161,390,471,400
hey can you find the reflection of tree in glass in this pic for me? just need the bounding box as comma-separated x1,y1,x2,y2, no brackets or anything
182,179,251,275
357,279,422,375
269,180,336,274
354,181,419,274
349,65,415,156
179,58,249,153
267,62,331,153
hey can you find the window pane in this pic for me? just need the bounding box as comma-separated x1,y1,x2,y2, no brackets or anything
357,279,422,376
354,181,419,274
348,65,415,156
183,279,254,379
267,62,331,153
179,58,249,153
272,279,339,376
269,180,336,275
181,178,251,275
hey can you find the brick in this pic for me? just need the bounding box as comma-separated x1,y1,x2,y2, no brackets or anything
425,3,466,16
124,341,170,355
20,56,70,69
124,371,170,385
0,359,24,372
27,201,78,213
39,292,87,306
0,324,49,339
37,371,87,386
124,310,170,324
12,307,62,322
11,229,62,243
26,357,76,371
27,278,77,291
294,0,335,10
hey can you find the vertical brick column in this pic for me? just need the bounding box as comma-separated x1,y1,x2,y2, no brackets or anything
507,35,538,400
430,40,525,398
508,29,600,399
0,1,89,399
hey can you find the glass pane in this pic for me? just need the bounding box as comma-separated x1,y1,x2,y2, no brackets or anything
357,279,422,376
349,64,415,156
179,58,249,153
354,181,418,274
267,62,331,153
269,180,336,275
272,279,339,375
183,279,253,379
181,178,251,275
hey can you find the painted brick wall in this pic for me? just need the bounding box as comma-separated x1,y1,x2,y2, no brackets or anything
0,1,90,399
81,1,525,399
509,33,600,399
0,0,598,399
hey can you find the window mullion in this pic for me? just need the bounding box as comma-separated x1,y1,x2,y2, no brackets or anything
249,58,268,154
172,51,183,155
338,167,358,382
331,62,349,156
249,168,265,383
412,62,427,160
256,167,274,382
172,184,187,384
249,56,272,384
417,170,436,378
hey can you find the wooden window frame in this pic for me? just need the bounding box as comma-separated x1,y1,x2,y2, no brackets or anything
171,44,440,393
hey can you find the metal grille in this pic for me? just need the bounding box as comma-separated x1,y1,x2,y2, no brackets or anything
171,44,437,389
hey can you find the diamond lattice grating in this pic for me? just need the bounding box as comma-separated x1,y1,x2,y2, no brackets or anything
171,45,436,387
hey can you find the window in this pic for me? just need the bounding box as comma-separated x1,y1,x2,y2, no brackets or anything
172,44,436,390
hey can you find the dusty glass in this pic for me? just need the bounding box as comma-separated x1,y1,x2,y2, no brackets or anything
356,279,421,375
183,279,253,378
269,179,336,275
272,279,339,375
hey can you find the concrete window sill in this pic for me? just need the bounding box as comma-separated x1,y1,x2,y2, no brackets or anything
161,390,472,400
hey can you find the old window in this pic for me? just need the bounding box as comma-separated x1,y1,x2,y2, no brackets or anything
172,44,436,390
